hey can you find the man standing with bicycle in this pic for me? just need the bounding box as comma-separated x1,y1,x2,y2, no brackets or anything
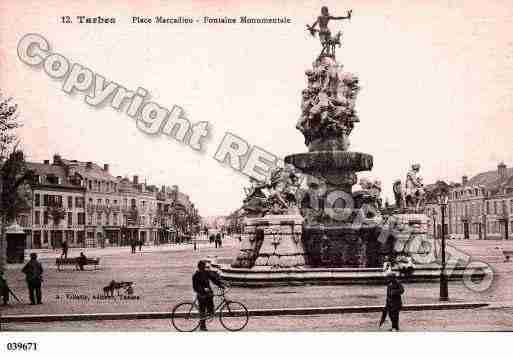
192,260,224,331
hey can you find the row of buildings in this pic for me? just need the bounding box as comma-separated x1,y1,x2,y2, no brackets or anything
424,162,513,240
16,154,199,249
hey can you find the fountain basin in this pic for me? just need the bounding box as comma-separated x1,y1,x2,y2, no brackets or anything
285,151,373,173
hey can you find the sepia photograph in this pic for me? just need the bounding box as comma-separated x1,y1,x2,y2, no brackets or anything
1,0,512,357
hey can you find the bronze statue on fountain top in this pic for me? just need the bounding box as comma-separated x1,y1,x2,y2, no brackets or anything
307,7,352,59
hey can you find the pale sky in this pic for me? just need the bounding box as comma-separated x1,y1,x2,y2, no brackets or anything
1,0,513,216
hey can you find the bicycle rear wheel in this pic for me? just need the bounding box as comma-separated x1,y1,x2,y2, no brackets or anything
171,302,200,332
219,301,249,331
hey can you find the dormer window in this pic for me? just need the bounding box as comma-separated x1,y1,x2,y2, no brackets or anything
46,174,59,184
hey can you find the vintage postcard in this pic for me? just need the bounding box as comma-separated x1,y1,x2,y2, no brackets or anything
0,0,512,357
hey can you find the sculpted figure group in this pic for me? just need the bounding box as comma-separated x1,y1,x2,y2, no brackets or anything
393,164,425,211
296,57,360,147
241,165,301,217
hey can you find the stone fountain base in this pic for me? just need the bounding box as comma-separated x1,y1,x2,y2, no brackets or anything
217,263,487,287
224,211,488,287
232,214,305,269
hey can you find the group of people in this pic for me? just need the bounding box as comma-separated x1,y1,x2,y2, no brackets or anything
209,232,224,248
130,238,144,254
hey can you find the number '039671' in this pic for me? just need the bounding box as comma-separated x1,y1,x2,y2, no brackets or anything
6,342,38,351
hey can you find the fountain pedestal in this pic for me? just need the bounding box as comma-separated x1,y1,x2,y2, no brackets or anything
232,214,305,269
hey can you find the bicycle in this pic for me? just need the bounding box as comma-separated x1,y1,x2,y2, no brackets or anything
171,285,249,332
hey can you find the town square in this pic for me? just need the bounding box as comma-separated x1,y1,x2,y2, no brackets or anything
1,3,513,358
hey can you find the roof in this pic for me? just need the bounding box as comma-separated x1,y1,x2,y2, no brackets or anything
26,162,82,189
466,167,513,190
61,159,119,182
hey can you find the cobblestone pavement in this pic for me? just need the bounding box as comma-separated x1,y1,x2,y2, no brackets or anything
2,238,513,331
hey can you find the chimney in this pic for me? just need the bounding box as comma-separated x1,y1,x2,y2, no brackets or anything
498,162,507,179
462,176,468,185
86,161,93,169
53,154,62,165
133,175,139,185
104,164,109,172
43,160,50,165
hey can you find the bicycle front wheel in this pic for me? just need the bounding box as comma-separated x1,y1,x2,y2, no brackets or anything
171,302,200,332
219,301,249,331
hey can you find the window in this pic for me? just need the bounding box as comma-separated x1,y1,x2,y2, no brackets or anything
113,214,118,225
114,199,118,205
88,180,92,190
34,194,40,207
106,199,110,205
34,211,40,225
67,212,72,226
67,196,73,209
43,212,48,225
97,198,102,205
494,202,498,215
78,213,85,225
46,174,58,184
43,194,49,206
75,197,84,208
97,213,102,225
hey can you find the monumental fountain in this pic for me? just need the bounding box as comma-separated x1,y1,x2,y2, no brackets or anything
219,8,486,286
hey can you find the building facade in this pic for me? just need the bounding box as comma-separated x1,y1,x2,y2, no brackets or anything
19,155,198,249
424,163,513,241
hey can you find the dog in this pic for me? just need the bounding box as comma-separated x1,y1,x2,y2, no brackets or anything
102,280,134,297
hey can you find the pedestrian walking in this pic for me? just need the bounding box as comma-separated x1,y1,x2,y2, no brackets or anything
379,272,404,331
22,253,44,305
130,238,137,254
215,233,221,248
61,239,69,259
138,238,143,252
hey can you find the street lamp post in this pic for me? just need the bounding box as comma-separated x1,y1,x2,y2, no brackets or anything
438,194,449,301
